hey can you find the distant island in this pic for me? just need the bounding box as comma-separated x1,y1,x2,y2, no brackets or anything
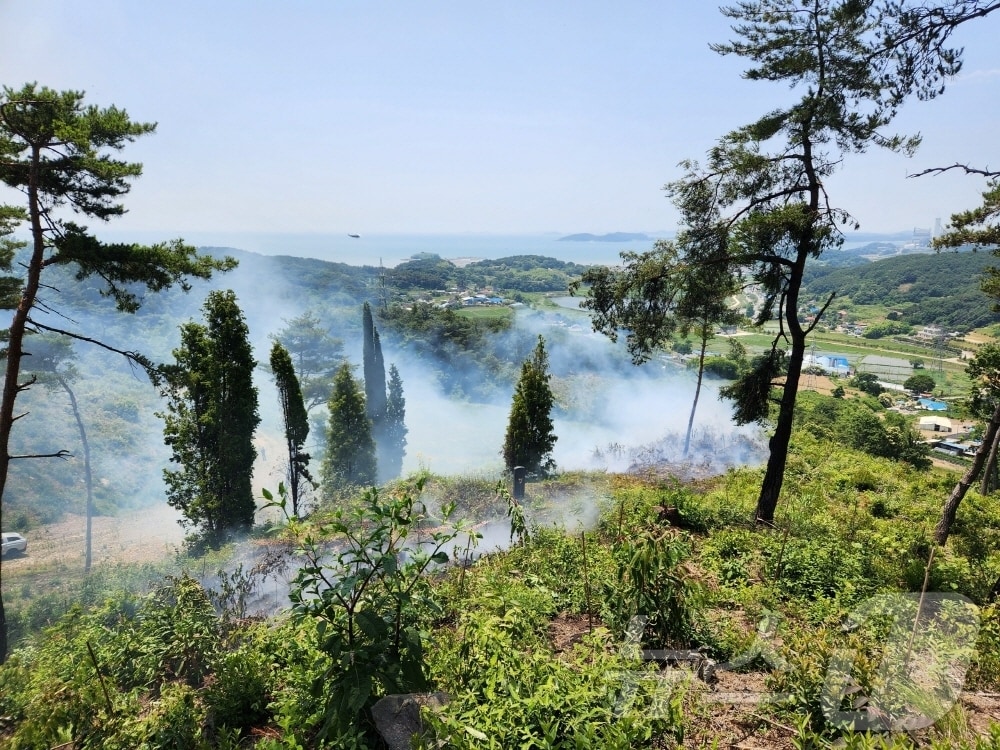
557,232,653,243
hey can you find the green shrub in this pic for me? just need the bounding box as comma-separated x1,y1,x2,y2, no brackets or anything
700,528,775,587
131,682,206,750
422,618,679,749
203,625,276,734
772,537,868,603
968,604,1000,690
606,530,703,648
276,478,465,745
119,574,221,689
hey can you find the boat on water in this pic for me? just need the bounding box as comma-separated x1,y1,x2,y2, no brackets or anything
348,233,360,238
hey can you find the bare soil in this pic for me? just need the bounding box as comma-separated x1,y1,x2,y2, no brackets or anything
2,503,186,574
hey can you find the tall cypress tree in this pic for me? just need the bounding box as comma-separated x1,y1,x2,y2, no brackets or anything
363,302,399,481
161,290,259,544
322,363,377,496
502,336,557,477
383,364,408,480
270,341,312,517
362,302,387,423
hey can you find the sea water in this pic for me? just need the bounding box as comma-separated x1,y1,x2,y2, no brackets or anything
101,230,667,268
95,230,900,268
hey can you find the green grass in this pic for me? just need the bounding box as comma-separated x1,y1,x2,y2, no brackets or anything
699,326,972,396
456,305,516,322
5,439,1000,747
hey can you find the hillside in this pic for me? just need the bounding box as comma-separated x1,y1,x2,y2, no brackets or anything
4,438,1000,748
801,250,1000,331
12,242,999,525
6,241,1000,746
0,248,633,524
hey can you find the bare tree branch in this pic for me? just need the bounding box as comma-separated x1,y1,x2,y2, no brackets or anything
909,163,1000,179
10,450,71,460
804,291,838,336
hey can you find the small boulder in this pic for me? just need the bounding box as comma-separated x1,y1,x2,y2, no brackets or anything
371,692,449,750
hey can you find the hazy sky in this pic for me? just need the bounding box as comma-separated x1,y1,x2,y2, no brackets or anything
2,2,998,237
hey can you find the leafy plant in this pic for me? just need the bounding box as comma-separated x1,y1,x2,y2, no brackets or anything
269,477,465,744
608,529,703,648
421,617,677,749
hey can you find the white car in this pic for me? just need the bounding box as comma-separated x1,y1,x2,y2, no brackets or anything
1,532,27,556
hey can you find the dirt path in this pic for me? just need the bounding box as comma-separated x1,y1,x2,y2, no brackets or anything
2,503,187,575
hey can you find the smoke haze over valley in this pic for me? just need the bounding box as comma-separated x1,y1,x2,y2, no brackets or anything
6,244,762,532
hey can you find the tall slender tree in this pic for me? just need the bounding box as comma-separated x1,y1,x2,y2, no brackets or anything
22,336,95,571
362,302,387,423
651,0,970,523
578,238,741,457
383,363,408,480
160,291,259,544
502,336,557,477
322,363,377,495
270,341,312,517
0,83,233,661
363,302,403,481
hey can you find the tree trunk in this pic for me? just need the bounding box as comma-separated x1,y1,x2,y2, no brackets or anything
58,375,94,573
935,402,1000,545
754,115,823,525
0,146,45,663
754,245,810,525
684,326,710,457
754,328,806,524
287,434,301,518
980,425,1000,496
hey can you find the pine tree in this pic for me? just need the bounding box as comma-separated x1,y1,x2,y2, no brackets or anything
270,341,312,517
0,83,233,662
322,363,377,495
161,291,260,544
577,239,741,457
383,364,408,480
270,310,344,412
502,336,557,477
580,1,974,523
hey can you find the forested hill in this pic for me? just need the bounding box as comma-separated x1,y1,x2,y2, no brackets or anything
801,250,1000,331
192,249,590,296
384,253,590,292
3,247,593,524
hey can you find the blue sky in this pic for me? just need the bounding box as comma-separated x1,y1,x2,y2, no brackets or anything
2,1,998,238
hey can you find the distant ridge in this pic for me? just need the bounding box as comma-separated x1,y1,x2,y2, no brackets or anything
558,232,652,242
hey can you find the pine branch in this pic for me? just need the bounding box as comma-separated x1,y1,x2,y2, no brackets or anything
909,163,1000,179
26,318,164,384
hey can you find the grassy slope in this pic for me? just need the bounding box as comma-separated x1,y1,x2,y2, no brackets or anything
3,436,1000,747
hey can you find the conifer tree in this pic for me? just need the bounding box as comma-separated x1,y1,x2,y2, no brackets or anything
271,310,344,412
363,302,404,481
502,336,556,477
0,83,233,662
322,363,377,495
160,291,260,544
362,302,387,423
270,341,312,517
582,1,975,523
578,239,741,457
383,363,408,479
